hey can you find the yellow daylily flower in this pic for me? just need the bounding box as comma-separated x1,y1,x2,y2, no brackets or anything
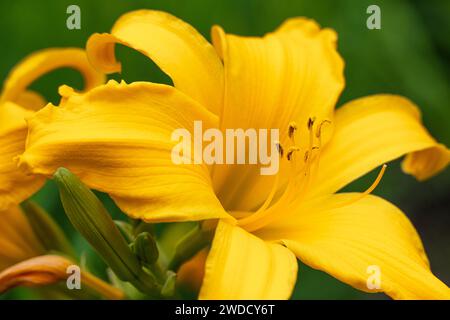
0,48,104,211
18,10,450,299
0,49,122,298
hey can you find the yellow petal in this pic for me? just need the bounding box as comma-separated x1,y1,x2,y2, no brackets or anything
0,206,44,271
211,18,345,211
0,102,46,210
18,81,230,223
199,220,297,299
0,48,104,209
0,48,105,105
256,193,450,299
307,95,450,198
0,255,124,299
402,143,450,180
86,9,223,114
14,90,47,111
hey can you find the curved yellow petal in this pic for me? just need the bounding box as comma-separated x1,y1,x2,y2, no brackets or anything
14,90,47,111
0,48,104,208
306,95,449,198
18,80,229,223
0,102,45,210
0,48,105,105
0,255,72,293
211,18,345,211
199,220,297,299
0,255,124,299
86,9,223,114
0,206,44,271
256,194,450,299
402,143,449,181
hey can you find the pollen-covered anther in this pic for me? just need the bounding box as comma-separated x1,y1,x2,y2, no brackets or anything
275,142,284,158
307,117,316,130
288,121,298,139
304,146,320,161
286,146,300,161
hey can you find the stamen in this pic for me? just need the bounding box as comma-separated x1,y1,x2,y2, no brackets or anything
275,142,284,158
307,117,316,130
311,120,330,181
287,146,300,161
254,175,280,214
238,120,314,232
238,118,333,233
303,147,319,162
303,117,316,178
237,174,280,228
288,121,298,139
316,120,331,138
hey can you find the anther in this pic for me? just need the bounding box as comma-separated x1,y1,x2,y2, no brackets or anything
287,146,300,161
307,117,316,130
288,122,298,139
276,142,284,157
304,148,317,162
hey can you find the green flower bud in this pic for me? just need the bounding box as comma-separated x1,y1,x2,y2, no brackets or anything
53,168,141,283
130,232,159,266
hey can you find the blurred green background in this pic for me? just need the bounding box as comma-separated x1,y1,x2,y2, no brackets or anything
0,0,449,299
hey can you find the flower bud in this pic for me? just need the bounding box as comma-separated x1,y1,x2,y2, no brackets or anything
53,167,141,282
130,232,159,266
54,168,169,296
